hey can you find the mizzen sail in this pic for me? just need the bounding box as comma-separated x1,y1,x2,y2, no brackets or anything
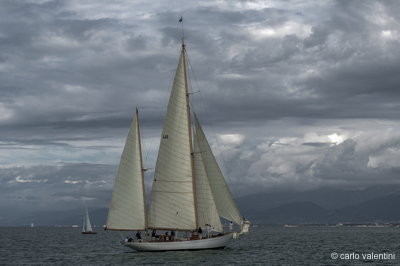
106,110,146,230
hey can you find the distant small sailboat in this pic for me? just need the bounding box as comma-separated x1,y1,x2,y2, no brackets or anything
30,222,34,228
105,22,250,251
82,206,96,234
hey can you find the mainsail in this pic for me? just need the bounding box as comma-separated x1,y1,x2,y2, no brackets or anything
106,110,146,230
194,114,242,225
148,45,197,230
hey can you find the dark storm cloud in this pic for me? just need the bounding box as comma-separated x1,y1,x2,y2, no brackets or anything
1,0,399,133
178,0,400,124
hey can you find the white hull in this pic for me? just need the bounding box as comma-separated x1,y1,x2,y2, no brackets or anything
122,233,233,252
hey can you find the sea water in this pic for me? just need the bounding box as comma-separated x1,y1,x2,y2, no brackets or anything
0,226,398,265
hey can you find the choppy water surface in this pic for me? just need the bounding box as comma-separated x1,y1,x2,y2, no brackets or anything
1,226,398,265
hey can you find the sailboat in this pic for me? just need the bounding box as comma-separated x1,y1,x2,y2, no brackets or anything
106,38,250,251
82,206,96,234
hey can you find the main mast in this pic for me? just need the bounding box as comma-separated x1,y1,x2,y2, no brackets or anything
182,40,199,229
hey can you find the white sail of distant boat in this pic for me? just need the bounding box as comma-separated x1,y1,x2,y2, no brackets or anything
82,206,96,234
106,23,250,251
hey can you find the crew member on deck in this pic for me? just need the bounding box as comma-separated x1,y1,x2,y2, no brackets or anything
198,227,203,238
135,231,141,240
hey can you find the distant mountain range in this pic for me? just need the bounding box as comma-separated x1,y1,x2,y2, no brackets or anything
238,186,400,224
4,185,400,226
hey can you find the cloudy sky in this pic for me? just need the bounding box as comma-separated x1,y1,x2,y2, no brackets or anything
1,0,400,217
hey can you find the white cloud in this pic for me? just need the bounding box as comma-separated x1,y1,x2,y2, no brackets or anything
217,134,244,145
249,21,312,39
214,121,400,194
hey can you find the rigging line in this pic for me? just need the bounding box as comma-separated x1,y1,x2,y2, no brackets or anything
184,45,205,141
185,49,201,97
132,108,154,177
142,133,155,171
136,108,149,168
178,19,231,186
185,55,228,182
190,75,232,185
184,46,211,137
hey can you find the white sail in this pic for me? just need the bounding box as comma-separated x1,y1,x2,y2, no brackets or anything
194,114,242,225
106,110,146,230
148,46,196,230
193,135,223,232
83,206,93,232
83,213,86,231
